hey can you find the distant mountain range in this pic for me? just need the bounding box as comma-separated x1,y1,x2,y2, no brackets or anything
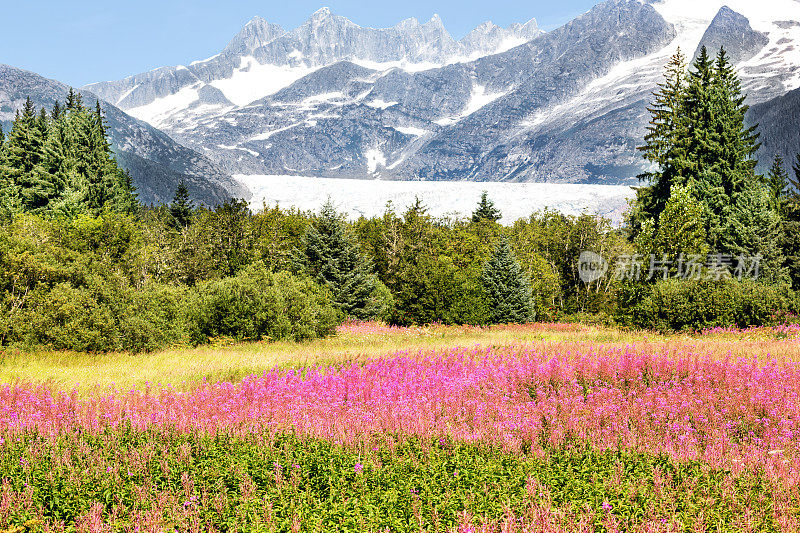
2,0,800,205
80,0,800,186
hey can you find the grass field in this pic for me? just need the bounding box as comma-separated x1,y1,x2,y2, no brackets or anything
1,322,799,392
1,322,799,531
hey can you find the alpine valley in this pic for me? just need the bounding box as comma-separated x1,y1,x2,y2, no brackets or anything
3,0,800,204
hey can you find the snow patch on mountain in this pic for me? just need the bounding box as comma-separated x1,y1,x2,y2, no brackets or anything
126,85,201,127
394,126,429,136
210,57,320,106
365,98,399,109
365,148,387,173
435,84,508,125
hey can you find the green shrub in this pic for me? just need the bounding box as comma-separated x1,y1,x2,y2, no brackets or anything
14,277,119,352
185,263,341,344
614,278,791,332
116,284,190,352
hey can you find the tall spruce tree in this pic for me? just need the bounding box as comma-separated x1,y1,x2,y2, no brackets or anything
638,48,688,220
1,92,137,217
768,156,791,213
635,46,773,265
481,238,534,324
3,99,56,212
301,201,387,320
170,180,193,228
723,183,787,284
472,191,502,223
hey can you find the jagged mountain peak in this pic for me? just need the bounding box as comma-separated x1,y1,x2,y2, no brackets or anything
694,5,769,63
76,0,800,190
223,16,285,55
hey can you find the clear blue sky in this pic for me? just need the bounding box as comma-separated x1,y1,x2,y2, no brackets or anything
2,0,598,87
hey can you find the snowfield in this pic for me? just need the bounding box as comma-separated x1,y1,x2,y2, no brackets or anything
236,174,635,224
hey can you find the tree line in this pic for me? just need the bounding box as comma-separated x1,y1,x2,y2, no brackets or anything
0,90,137,217
2,47,800,353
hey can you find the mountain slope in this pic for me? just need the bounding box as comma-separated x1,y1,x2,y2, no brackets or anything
0,64,248,205
85,9,543,124
83,0,800,185
748,87,800,173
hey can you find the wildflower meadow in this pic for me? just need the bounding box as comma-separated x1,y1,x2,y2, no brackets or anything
0,323,798,531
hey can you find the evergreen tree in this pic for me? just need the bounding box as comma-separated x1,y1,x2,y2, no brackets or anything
722,183,787,284
65,88,83,112
170,180,193,228
637,48,688,220
635,46,767,257
767,156,791,213
301,201,388,320
471,191,502,223
481,238,534,324
0,92,137,217
4,98,55,212
0,124,19,217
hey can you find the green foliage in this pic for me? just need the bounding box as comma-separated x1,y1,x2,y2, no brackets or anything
0,92,138,218
168,180,193,229
471,190,501,223
185,263,340,344
634,47,767,256
300,201,391,321
482,238,534,323
614,278,790,332
510,210,629,315
767,156,791,212
0,430,779,532
722,183,788,284
0,213,339,352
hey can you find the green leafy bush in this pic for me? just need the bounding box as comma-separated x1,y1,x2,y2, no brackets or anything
185,263,341,344
615,278,792,332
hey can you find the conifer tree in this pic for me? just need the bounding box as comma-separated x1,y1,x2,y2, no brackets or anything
4,99,55,212
638,48,688,219
481,238,534,324
65,88,83,112
471,191,502,223
723,183,787,284
301,201,387,320
170,180,193,228
767,156,791,213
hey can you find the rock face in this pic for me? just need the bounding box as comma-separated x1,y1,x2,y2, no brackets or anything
748,87,800,175
0,64,248,205
695,6,770,63
83,0,800,185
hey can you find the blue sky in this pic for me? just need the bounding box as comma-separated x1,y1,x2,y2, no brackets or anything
2,0,599,87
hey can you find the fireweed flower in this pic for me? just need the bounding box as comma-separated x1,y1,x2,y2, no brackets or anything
354,463,364,473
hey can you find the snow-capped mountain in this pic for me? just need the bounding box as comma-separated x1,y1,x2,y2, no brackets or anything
85,0,800,185
85,9,542,125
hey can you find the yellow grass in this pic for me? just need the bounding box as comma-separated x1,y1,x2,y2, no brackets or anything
0,323,798,392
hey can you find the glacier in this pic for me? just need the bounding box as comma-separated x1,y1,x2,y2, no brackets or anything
236,175,635,224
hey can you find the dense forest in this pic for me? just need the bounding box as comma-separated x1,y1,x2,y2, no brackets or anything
1,48,799,353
